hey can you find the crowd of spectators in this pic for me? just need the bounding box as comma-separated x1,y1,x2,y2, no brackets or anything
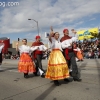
3,38,100,60
76,39,100,59
4,53,19,60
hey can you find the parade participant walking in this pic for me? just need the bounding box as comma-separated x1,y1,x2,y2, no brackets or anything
16,39,36,78
0,43,4,70
32,36,47,77
45,27,70,86
61,29,82,82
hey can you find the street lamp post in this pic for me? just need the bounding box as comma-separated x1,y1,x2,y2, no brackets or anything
28,19,39,35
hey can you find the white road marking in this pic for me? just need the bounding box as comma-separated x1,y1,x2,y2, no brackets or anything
8,70,18,73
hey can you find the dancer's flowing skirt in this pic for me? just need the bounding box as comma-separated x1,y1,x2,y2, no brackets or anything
18,53,36,73
45,49,69,80
77,51,83,60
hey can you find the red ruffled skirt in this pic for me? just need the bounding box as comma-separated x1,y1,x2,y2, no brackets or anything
18,53,36,73
77,51,83,60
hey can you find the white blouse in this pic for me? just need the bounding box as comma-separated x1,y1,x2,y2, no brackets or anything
50,37,62,51
0,44,4,53
18,45,38,54
36,45,47,51
61,37,77,49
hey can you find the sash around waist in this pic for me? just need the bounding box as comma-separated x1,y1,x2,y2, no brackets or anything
21,52,29,54
64,48,73,52
52,49,60,51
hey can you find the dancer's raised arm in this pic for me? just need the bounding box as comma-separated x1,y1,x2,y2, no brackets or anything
49,26,54,43
16,42,19,51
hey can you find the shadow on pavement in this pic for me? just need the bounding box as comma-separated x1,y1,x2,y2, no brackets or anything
53,98,57,100
95,59,100,85
78,61,88,78
78,61,87,69
35,84,56,100
0,67,17,72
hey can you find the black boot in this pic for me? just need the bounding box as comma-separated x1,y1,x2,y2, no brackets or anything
24,73,29,78
73,78,82,82
41,73,45,78
64,79,70,82
33,72,39,76
54,80,60,86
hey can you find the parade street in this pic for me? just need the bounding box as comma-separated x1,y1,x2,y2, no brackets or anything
0,59,100,100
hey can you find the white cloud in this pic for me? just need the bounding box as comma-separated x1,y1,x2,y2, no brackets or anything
0,0,100,38
89,18,96,21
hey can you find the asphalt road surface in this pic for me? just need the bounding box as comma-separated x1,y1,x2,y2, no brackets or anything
0,59,100,100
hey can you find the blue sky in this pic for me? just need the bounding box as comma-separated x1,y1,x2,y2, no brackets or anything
0,0,100,43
